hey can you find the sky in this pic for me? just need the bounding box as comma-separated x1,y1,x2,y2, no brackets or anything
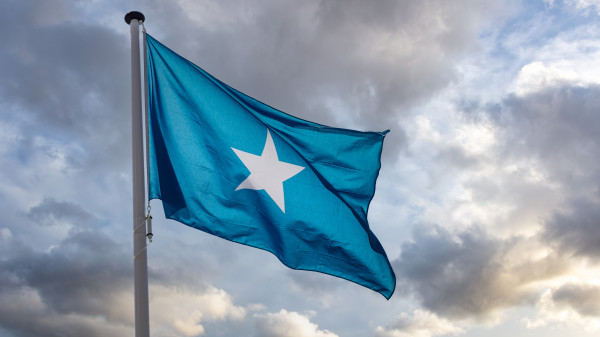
1,0,600,336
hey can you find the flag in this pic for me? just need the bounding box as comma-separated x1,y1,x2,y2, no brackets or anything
145,34,396,299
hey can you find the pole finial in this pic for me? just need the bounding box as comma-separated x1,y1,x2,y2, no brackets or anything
125,11,145,25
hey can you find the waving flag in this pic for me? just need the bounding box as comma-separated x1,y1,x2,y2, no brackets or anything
146,34,396,298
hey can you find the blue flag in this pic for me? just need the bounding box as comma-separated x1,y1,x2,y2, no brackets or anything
146,34,396,299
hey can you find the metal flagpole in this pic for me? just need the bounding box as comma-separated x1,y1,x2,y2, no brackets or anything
125,11,150,337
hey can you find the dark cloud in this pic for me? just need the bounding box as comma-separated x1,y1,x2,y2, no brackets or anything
0,210,253,337
0,0,517,181
467,84,600,257
19,230,130,316
435,145,481,170
394,225,568,319
0,0,131,172
0,228,133,337
26,197,95,226
465,85,600,203
544,199,600,259
458,82,600,193
552,283,600,317
497,85,600,169
285,268,343,306
136,0,517,163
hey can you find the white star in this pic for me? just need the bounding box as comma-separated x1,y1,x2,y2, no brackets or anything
232,129,304,213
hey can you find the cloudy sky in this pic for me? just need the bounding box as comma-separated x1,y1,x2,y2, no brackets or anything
2,0,600,336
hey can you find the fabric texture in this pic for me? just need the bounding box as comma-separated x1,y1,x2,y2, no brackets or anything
146,34,396,298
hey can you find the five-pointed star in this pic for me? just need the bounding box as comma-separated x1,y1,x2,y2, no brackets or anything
232,129,304,213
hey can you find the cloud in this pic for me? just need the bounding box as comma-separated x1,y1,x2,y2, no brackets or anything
2,1,599,337
387,82,600,324
0,227,133,337
150,285,246,337
0,215,249,337
387,14,600,329
25,197,95,226
523,284,600,331
254,309,338,337
510,24,600,96
286,270,342,308
138,0,519,163
544,199,600,259
553,283,600,317
394,225,569,320
482,84,600,256
488,85,600,175
375,309,463,337
0,0,131,172
548,0,600,15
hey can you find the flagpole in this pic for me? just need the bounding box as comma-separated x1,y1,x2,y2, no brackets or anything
125,11,150,337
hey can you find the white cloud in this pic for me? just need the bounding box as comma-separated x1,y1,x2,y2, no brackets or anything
544,0,600,14
375,310,464,337
0,228,11,240
511,24,600,95
514,61,580,95
150,285,246,337
523,285,600,332
254,309,338,337
566,0,600,14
